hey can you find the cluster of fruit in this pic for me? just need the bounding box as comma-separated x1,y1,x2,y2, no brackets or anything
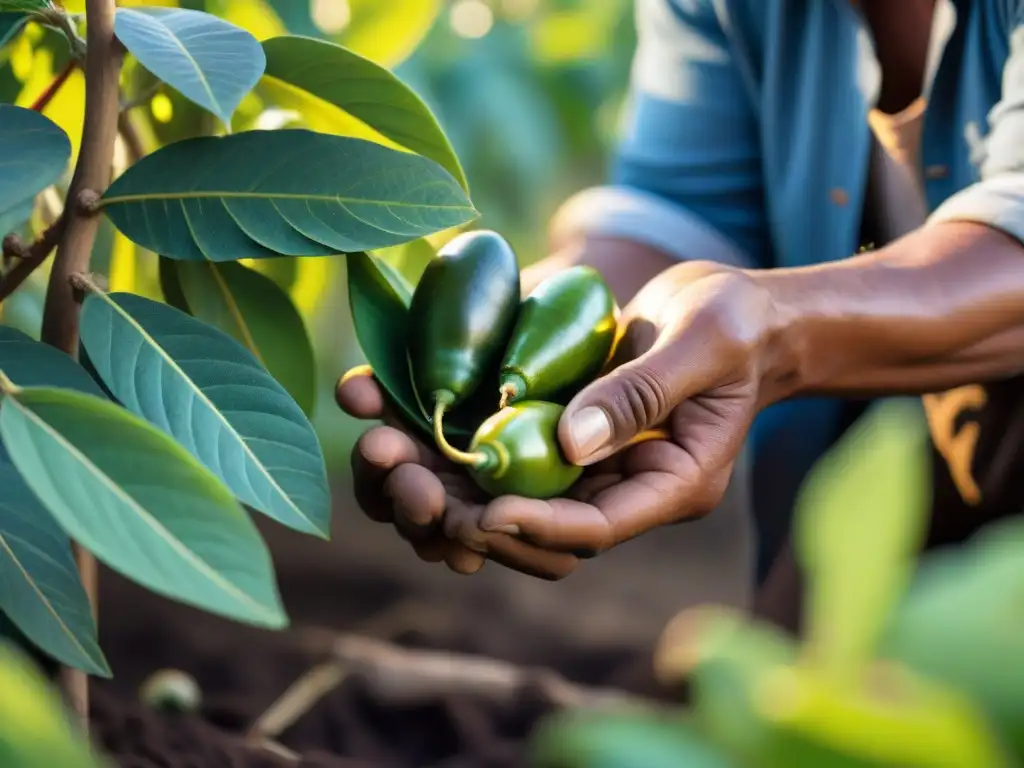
407,230,619,499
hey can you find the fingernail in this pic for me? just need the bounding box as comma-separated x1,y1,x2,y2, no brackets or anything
568,406,612,461
486,523,520,536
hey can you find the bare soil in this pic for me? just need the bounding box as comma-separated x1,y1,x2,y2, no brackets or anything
89,475,755,767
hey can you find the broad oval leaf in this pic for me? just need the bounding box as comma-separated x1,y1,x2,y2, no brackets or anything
0,443,109,677
167,259,316,417
262,36,468,192
99,129,477,261
0,325,105,396
0,642,107,768
0,105,70,218
79,291,331,538
114,7,265,126
0,386,287,628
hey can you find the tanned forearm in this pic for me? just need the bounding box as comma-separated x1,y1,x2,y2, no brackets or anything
759,221,1024,401
522,235,678,306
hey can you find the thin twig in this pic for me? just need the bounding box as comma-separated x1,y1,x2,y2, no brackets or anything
0,214,68,302
39,0,124,728
295,630,658,712
29,60,76,113
246,661,349,742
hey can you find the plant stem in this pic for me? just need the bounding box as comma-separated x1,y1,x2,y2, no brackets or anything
29,60,76,113
432,399,488,468
39,0,123,730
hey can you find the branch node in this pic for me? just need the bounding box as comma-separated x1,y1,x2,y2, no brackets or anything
2,233,27,259
76,189,102,216
69,271,106,294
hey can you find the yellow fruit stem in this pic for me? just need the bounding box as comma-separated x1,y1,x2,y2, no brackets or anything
498,382,516,410
432,399,489,469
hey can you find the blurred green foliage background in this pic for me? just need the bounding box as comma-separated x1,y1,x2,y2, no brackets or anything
1,0,638,474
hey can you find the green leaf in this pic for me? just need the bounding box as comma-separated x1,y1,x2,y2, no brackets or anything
347,250,430,439
531,710,735,768
114,7,265,126
0,385,287,628
0,12,26,48
166,259,316,417
0,641,107,768
262,36,468,192
0,444,109,677
99,129,477,261
0,325,105,397
794,398,931,680
79,290,330,538
0,1,47,13
0,105,70,219
881,520,1024,758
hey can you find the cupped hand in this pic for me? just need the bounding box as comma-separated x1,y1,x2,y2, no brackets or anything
337,260,783,577
472,260,781,557
335,367,580,579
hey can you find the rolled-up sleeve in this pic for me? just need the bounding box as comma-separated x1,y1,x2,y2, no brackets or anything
550,0,768,269
927,9,1024,244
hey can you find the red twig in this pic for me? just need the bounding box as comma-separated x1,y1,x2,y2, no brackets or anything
29,60,76,113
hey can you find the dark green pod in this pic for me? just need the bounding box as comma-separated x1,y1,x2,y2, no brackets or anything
498,265,617,407
467,401,582,499
408,229,521,413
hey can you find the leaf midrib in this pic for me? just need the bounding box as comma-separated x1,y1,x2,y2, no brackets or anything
4,395,277,620
0,528,103,673
93,293,318,534
124,8,222,119
100,190,474,209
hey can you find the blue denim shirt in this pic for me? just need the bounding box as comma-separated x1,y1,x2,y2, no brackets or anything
556,0,1024,452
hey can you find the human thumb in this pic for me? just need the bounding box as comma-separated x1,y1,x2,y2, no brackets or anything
558,345,692,466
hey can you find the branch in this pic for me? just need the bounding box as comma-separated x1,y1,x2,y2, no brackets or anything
0,214,68,302
41,0,121,356
38,0,123,728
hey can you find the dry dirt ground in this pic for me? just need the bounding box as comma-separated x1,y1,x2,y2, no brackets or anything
90,463,756,767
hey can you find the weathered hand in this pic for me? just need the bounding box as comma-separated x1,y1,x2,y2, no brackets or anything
335,368,579,579
453,261,780,564
338,260,781,578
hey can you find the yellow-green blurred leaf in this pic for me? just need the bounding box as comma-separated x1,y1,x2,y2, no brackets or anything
753,663,1010,768
794,399,931,680
0,641,107,768
340,0,443,68
881,519,1024,759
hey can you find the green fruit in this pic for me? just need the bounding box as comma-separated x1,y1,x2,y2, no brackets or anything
407,229,520,415
466,401,583,499
498,266,618,407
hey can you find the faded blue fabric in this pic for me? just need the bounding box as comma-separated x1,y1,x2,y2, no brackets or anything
558,0,1024,456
